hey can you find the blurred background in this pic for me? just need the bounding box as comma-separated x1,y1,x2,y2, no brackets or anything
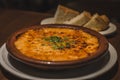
0,0,120,22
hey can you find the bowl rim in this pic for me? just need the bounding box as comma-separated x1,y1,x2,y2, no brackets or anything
6,24,109,66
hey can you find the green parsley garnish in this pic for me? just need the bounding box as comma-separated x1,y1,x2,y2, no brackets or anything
43,36,74,50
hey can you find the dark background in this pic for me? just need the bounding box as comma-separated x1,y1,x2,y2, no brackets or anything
0,0,120,22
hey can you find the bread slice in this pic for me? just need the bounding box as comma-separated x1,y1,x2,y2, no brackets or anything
84,14,109,31
64,11,91,26
100,15,110,24
54,5,80,24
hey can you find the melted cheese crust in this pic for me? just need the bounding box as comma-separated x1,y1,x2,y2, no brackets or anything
15,28,99,61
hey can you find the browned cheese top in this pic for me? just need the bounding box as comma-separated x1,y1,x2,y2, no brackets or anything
15,27,99,61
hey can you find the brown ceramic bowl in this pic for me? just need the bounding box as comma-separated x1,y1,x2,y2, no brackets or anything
6,24,108,70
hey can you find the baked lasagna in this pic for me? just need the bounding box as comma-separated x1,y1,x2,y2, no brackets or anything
14,27,99,61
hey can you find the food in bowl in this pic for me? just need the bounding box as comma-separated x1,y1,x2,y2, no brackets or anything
6,24,108,69
14,27,99,61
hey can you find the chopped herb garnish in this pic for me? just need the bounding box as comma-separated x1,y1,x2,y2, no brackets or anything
44,36,62,42
52,44,59,49
43,36,75,50
66,42,71,48
63,36,69,41
50,36,62,42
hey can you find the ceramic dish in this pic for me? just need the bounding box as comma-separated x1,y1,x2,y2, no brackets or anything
40,17,117,36
0,43,117,80
6,24,108,70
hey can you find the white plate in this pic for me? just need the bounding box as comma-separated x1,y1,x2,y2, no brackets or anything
40,17,117,36
0,43,117,80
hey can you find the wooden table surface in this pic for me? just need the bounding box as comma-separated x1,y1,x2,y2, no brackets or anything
0,8,120,80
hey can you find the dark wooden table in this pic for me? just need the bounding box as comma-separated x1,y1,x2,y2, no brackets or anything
0,8,120,80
